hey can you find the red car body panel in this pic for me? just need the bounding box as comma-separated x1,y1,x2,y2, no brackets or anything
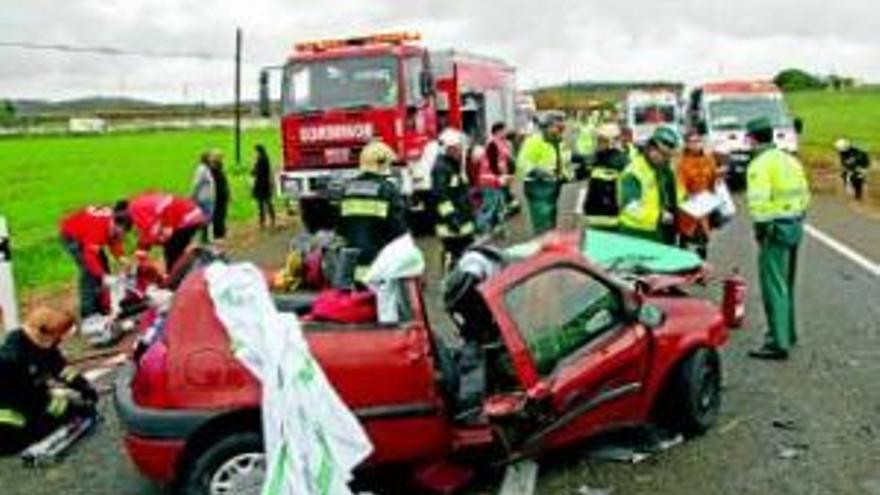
117,238,730,488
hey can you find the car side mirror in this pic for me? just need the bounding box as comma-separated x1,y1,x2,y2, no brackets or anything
637,304,666,329
258,69,271,117
793,116,804,135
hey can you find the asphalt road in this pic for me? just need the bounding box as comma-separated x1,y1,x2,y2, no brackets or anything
2,186,879,495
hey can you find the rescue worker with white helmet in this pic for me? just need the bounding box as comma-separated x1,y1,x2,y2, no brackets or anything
431,128,476,268
517,112,573,235
746,117,811,360
835,138,871,201
336,140,409,279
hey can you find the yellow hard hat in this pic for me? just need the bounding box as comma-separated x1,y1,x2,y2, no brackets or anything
359,140,397,174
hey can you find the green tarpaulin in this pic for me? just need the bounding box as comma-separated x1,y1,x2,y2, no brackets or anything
506,228,703,274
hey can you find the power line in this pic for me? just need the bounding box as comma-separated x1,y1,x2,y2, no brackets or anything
0,40,230,60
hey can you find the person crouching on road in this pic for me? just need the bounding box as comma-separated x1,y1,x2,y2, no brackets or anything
60,204,132,319
518,112,573,235
835,138,871,201
123,192,208,274
0,307,98,455
476,122,514,234
746,117,811,361
432,128,476,270
618,126,682,245
190,151,215,243
337,141,409,281
676,130,719,259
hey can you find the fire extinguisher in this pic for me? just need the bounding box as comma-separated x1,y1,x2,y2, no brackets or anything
722,269,747,329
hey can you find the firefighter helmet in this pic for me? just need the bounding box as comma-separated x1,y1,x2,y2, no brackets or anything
834,138,851,152
359,140,398,174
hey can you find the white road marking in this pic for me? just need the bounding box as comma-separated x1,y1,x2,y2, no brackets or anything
805,224,880,278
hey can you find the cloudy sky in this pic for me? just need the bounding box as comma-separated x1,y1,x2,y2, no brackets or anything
0,0,876,102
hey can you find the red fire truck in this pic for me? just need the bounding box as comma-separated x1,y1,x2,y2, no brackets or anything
265,32,517,230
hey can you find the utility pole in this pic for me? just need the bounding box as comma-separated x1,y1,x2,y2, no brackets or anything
234,27,242,168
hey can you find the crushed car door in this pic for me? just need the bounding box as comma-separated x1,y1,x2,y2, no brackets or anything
481,254,651,453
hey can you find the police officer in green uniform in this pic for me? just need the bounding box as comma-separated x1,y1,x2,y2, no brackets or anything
0,307,98,455
618,126,681,244
581,123,630,229
746,117,811,360
432,128,476,269
337,141,409,280
518,112,573,235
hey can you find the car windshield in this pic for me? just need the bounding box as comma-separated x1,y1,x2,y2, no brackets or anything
708,97,791,130
633,104,677,125
282,56,399,114
504,266,623,376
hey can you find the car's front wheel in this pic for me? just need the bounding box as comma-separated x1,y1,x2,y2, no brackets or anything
667,347,722,436
179,432,265,495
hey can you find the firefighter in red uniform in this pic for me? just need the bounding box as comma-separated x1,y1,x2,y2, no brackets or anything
0,307,98,455
60,204,132,318
124,192,208,272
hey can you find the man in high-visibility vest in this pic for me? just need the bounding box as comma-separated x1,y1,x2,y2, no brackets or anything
431,128,476,268
517,112,573,235
745,117,810,361
337,141,409,280
581,123,629,229
0,307,98,455
618,126,682,244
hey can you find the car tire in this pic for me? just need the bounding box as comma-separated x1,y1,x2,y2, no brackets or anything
178,431,265,495
667,347,722,436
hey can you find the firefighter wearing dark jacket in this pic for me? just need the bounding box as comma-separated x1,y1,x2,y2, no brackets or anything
835,138,871,201
432,128,476,268
0,307,98,455
337,141,409,279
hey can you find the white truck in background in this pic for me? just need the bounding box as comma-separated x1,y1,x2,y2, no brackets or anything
688,81,801,189
624,90,683,145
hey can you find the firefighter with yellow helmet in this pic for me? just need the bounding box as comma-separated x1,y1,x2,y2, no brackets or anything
336,140,409,278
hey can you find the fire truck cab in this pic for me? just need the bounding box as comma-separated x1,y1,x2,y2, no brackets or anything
274,32,516,230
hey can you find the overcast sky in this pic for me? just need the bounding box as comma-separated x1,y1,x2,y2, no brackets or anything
0,0,876,102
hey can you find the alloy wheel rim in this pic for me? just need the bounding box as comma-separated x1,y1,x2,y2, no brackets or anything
209,452,266,495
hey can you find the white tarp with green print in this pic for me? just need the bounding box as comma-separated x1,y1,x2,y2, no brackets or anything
206,262,373,495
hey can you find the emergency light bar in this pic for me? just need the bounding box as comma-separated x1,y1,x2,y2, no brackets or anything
295,31,421,52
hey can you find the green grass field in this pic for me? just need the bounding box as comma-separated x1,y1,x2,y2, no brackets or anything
786,87,880,161
0,127,281,294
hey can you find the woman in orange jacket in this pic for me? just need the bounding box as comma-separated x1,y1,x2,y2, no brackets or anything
676,131,719,258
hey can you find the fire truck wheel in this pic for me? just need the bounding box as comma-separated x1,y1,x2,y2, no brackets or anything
665,347,722,436
179,431,265,495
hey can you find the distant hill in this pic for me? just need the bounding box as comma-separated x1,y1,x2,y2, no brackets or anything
10,96,162,116
529,80,685,111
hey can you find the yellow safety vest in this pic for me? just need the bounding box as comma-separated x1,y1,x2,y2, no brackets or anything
619,152,661,232
747,147,811,223
517,133,573,181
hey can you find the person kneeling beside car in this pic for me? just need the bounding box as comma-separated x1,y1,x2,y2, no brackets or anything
0,307,98,455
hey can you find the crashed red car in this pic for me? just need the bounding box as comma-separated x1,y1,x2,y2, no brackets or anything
115,234,731,494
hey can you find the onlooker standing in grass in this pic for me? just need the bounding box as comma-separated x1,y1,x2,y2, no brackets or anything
190,151,215,243
209,149,230,241
252,144,276,229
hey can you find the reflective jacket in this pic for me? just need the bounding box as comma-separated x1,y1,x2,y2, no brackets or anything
431,154,475,238
747,146,810,223
129,193,207,249
0,330,95,432
337,172,409,268
59,207,124,278
517,133,573,182
619,151,679,236
583,148,629,227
